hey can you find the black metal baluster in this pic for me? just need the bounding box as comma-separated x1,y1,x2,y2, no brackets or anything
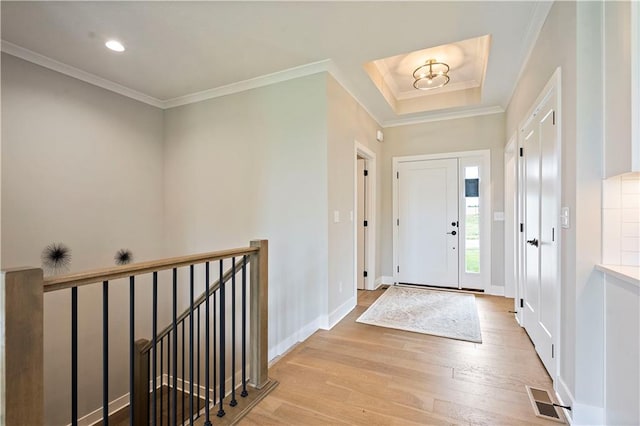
129,276,135,426
189,265,195,425
148,351,156,426
213,282,217,405
172,269,178,426
204,263,212,426
197,305,200,414
230,258,237,407
167,332,171,425
217,260,226,418
71,287,78,426
152,272,158,426
103,281,109,424
160,337,164,426
241,256,248,398
182,320,185,424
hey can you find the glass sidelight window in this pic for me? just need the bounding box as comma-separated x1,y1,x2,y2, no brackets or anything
464,166,480,273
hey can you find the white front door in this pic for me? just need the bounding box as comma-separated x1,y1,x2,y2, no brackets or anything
522,89,558,378
397,158,459,287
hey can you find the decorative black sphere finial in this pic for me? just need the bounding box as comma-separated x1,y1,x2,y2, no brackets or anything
115,249,133,265
41,243,72,274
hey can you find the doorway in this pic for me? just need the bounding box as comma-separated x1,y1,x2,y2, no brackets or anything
354,142,376,291
392,150,491,292
357,157,368,290
518,69,561,379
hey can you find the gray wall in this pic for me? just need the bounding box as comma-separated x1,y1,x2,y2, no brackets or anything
1,53,165,425
381,113,506,289
163,73,329,358
326,74,381,317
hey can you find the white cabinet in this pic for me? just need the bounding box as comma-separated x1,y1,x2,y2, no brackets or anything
604,273,640,425
603,1,639,178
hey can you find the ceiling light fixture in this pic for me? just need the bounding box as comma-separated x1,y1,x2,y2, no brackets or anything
412,59,450,90
105,40,125,52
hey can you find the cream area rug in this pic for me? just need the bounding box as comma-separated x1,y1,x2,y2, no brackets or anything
356,286,482,343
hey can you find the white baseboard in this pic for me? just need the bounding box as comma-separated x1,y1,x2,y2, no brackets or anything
555,376,575,424
374,276,394,289
488,285,505,296
76,392,130,426
573,403,604,426
324,296,356,330
78,370,247,425
267,295,357,360
267,315,323,361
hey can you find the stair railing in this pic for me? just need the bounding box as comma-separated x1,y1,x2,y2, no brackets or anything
0,239,269,426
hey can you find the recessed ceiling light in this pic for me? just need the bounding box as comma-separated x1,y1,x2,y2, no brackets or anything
105,40,125,52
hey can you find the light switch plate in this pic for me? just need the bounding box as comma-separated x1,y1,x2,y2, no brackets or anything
494,211,505,221
561,207,570,228
333,210,340,223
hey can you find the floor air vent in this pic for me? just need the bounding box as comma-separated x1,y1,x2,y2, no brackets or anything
525,386,566,423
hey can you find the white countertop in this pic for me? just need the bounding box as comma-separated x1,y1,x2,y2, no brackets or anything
596,264,640,287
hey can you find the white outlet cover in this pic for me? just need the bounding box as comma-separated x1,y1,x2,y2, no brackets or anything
493,211,505,221
333,210,340,223
561,207,570,228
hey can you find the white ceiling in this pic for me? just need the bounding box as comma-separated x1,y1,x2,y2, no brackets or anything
372,35,490,100
0,1,552,126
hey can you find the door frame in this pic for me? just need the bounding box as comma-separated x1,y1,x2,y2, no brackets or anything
504,134,518,301
354,141,377,291
392,149,492,293
516,67,562,382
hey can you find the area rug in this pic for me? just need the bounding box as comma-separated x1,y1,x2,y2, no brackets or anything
356,286,482,343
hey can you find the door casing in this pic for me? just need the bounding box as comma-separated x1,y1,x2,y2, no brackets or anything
392,150,492,293
354,141,377,291
516,67,562,383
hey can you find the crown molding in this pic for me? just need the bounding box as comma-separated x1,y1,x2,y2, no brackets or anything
382,105,504,128
504,1,554,111
1,40,165,108
2,40,504,128
325,60,383,127
163,59,332,109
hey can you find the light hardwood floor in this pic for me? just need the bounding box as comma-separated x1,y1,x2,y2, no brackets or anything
241,288,561,425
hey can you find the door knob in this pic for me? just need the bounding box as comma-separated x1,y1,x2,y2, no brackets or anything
527,238,539,247
447,230,457,236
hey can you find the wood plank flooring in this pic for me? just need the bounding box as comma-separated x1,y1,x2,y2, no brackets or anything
241,288,560,425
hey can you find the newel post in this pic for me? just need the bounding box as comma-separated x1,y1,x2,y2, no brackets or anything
0,267,44,425
249,239,269,389
133,339,150,425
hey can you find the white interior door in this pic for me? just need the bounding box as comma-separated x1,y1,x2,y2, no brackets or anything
397,159,459,287
357,158,366,290
522,90,558,378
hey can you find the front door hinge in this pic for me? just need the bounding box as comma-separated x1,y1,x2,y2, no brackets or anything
397,266,400,273
552,111,556,125
363,270,368,278
364,169,368,176
397,171,399,179
397,219,399,226
520,223,524,233
363,220,368,227
519,147,524,157
520,298,524,308
552,344,555,358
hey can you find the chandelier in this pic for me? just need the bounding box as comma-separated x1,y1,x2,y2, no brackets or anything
412,59,450,90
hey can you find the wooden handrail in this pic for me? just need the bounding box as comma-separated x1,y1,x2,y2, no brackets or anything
140,256,247,354
43,246,259,293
